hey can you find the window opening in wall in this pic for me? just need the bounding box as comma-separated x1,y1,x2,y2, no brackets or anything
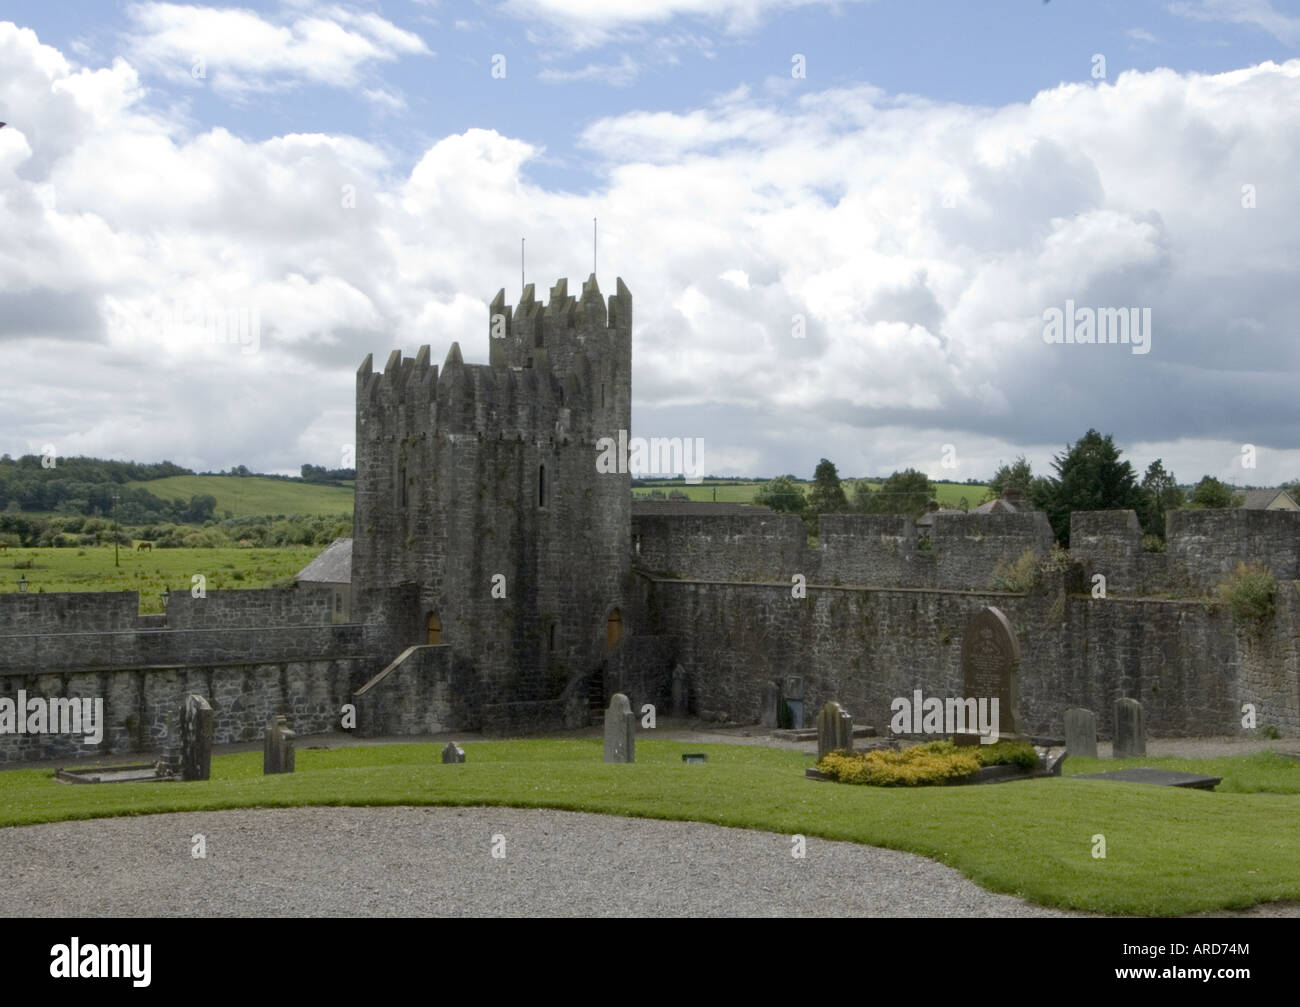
427,613,441,645
605,608,623,650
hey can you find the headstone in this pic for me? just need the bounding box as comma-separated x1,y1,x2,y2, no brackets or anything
263,714,296,774
1064,708,1098,759
958,605,1022,742
604,693,635,763
783,674,805,729
671,665,689,718
179,694,213,781
760,680,780,728
1113,698,1146,758
441,742,465,764
816,701,853,759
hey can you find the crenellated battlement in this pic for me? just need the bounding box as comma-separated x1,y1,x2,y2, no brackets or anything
359,275,631,443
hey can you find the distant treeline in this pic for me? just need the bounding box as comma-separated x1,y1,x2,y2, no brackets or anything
197,464,355,485
0,512,352,549
0,455,355,520
0,456,195,519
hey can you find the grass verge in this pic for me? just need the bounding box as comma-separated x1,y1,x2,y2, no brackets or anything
2,740,1297,917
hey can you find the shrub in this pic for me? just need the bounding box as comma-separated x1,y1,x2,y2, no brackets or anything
1216,562,1276,624
817,742,981,786
1260,724,1280,740
990,548,1040,592
816,739,1041,786
977,740,1040,770
1142,534,1166,553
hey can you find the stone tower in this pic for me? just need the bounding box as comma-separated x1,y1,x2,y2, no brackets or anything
352,275,633,727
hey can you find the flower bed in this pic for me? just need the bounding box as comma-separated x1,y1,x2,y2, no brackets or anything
814,740,1041,787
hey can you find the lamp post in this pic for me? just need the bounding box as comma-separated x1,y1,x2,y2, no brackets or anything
17,575,27,593
162,586,170,610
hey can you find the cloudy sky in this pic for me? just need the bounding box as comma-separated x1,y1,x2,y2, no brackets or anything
2,0,1298,487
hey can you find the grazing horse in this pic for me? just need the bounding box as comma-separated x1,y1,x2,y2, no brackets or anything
136,541,152,552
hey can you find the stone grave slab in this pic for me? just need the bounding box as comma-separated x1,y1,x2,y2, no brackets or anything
1074,768,1220,790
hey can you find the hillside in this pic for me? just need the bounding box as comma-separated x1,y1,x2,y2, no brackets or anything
123,475,354,517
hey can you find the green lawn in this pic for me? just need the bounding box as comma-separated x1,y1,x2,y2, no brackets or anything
5,740,1298,916
1,546,323,612
123,475,354,517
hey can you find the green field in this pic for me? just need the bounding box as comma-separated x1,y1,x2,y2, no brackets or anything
124,475,354,517
632,480,988,508
3,740,1298,916
2,546,323,612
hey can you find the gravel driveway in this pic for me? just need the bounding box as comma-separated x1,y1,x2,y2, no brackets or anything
0,805,1081,917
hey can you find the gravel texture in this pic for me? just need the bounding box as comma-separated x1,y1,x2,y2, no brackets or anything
0,805,1081,918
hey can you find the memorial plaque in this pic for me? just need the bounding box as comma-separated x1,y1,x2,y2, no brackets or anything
958,606,1022,740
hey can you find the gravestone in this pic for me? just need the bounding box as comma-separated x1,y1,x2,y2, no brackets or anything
1113,698,1146,758
957,606,1023,742
760,680,781,728
1064,708,1098,759
263,714,296,774
441,742,465,764
179,694,213,782
604,693,635,763
816,701,853,759
671,665,689,718
783,674,805,730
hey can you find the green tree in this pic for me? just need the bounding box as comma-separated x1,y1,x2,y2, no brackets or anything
754,475,806,514
1189,476,1242,509
861,468,934,519
1139,459,1183,537
987,456,1034,500
1033,430,1143,545
806,458,848,514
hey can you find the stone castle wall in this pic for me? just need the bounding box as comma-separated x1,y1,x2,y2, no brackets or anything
0,657,365,763
0,589,361,675
637,574,1299,739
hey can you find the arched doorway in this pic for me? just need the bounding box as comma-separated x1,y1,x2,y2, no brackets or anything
426,613,442,645
605,608,623,651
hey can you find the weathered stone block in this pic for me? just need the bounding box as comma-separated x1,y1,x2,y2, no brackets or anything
604,692,635,763
816,701,852,759
1064,707,1097,759
263,714,296,774
180,693,213,781
760,680,780,728
1113,698,1145,758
